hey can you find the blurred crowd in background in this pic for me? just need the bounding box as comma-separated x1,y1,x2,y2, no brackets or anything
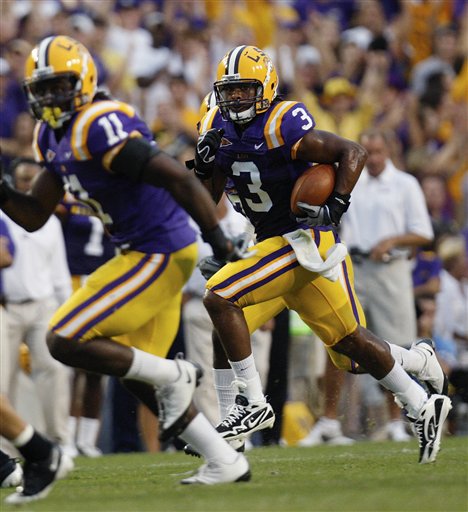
0,0,467,454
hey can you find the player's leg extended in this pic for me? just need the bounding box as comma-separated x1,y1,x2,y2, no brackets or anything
286,244,451,463
120,291,183,422
46,246,252,478
204,236,313,440
211,298,286,418
205,236,311,362
46,247,201,438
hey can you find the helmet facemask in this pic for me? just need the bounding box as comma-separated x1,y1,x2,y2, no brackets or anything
24,73,84,129
214,78,265,124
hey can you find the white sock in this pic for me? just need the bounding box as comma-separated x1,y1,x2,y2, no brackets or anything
386,342,425,374
180,413,237,464
378,362,427,418
229,353,257,380
213,368,235,420
12,424,34,447
229,355,265,403
67,416,78,445
77,417,100,448
124,348,179,387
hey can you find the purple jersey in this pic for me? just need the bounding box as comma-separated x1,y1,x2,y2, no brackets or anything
60,201,116,276
199,100,317,241
33,99,196,253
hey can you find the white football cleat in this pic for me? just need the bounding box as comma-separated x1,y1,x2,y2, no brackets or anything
385,420,412,442
156,354,202,442
411,394,452,464
410,339,448,395
184,438,245,458
180,453,251,485
298,417,354,447
215,395,275,441
77,444,102,458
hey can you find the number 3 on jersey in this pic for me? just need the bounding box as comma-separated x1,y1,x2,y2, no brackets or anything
232,161,272,212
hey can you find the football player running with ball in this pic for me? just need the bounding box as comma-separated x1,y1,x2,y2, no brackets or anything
190,45,451,465
0,36,252,498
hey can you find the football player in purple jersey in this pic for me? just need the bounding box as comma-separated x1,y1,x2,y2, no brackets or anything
191,45,451,465
0,36,252,494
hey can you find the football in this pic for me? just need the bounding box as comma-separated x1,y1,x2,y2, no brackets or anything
290,163,336,215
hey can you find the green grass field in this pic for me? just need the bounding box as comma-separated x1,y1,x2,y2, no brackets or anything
1,437,466,512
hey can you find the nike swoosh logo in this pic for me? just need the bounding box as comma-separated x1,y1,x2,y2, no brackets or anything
246,409,270,429
254,142,264,150
424,399,443,450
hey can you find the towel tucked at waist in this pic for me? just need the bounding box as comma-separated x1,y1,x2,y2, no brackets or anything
283,229,347,282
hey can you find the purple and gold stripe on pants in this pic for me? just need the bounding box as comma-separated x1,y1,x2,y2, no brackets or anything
52,253,169,339
210,245,300,303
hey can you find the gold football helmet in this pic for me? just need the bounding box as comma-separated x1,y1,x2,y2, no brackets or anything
214,45,278,124
198,91,217,120
23,35,97,128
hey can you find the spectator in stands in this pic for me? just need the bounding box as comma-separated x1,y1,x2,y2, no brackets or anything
0,55,28,170
0,112,35,168
420,174,459,241
411,24,461,97
308,76,375,142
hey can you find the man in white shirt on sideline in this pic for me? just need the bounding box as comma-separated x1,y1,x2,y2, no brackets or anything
339,129,434,441
1,158,72,446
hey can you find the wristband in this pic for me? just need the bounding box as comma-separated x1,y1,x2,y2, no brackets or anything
330,191,351,207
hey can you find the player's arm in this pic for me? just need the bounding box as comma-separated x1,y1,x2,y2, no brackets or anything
198,166,227,204
295,129,367,196
109,137,235,260
0,165,65,232
294,129,368,227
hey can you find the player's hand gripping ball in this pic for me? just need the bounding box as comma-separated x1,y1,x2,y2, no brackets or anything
291,164,350,227
290,163,336,215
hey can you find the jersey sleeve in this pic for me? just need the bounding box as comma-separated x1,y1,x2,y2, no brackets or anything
263,101,315,154
70,100,154,165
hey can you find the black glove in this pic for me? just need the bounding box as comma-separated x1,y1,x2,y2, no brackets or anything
198,255,226,280
194,128,224,180
202,226,252,261
296,191,351,227
200,228,253,279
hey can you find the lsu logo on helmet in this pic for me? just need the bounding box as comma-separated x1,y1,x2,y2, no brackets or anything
23,35,97,128
214,45,279,124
